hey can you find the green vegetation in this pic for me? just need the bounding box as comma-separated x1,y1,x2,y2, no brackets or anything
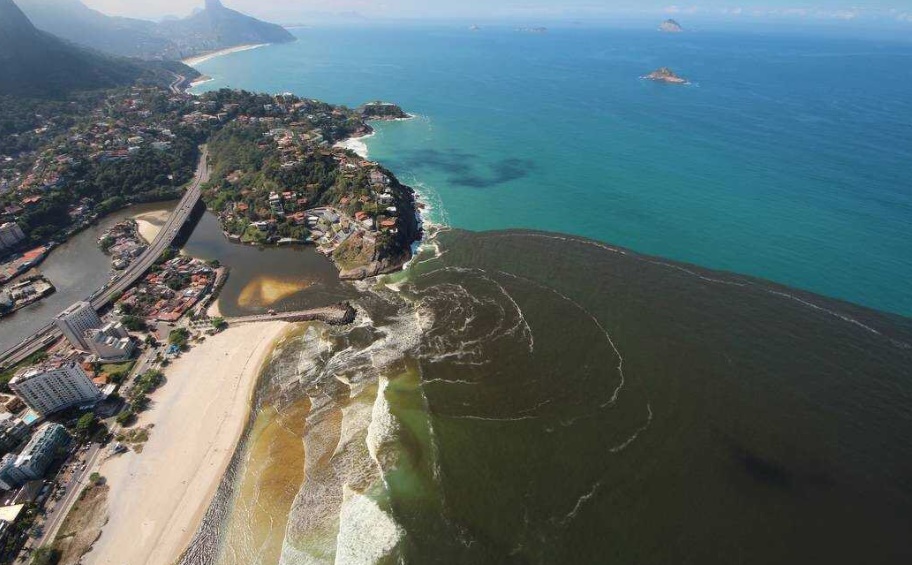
75,412,97,439
120,315,146,332
134,370,164,396
30,547,61,565
157,247,178,264
115,409,135,427
121,368,165,418
168,328,190,349
211,317,227,331
102,360,135,375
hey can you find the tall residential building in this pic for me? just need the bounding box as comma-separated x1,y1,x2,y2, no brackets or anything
0,223,25,253
0,414,28,456
9,359,102,416
0,424,70,490
54,301,103,352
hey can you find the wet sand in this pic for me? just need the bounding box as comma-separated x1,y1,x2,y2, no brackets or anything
133,209,172,244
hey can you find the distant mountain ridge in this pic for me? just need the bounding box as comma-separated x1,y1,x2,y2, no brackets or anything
17,0,295,61
0,0,197,96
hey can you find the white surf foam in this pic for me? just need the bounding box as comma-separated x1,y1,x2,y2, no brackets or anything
334,487,404,565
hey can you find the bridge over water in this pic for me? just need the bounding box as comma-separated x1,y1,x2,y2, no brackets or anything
0,148,209,370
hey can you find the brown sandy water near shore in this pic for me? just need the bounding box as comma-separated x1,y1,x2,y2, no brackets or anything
198,227,912,564
237,276,316,309
213,399,310,565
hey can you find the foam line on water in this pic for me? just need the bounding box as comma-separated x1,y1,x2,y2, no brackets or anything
479,232,909,349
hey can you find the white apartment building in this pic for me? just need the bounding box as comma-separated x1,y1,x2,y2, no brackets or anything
9,359,102,416
54,301,103,352
87,321,134,361
0,223,25,252
0,424,70,490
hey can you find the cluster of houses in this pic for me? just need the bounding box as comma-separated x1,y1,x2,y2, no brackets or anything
99,220,147,272
116,256,215,323
214,118,405,259
0,93,180,201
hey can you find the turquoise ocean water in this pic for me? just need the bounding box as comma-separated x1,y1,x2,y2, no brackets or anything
193,24,912,316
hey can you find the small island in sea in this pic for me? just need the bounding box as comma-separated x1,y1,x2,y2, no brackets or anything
644,67,689,84
358,101,411,121
659,19,684,33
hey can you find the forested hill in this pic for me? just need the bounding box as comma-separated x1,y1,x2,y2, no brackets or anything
17,0,295,61
15,0,174,60
0,0,198,97
159,0,295,57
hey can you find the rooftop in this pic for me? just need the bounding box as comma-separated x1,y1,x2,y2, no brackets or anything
11,358,79,385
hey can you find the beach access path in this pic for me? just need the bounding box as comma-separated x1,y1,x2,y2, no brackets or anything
83,321,289,565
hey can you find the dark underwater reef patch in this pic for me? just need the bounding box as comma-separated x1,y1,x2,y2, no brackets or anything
399,148,535,188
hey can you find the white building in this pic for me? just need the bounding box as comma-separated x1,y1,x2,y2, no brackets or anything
0,424,70,490
87,321,134,362
0,223,25,252
268,191,284,216
9,359,102,416
54,301,103,352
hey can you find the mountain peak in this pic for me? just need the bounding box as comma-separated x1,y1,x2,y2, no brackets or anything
0,0,37,34
204,0,223,10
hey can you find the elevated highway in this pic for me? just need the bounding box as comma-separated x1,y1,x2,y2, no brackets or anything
0,148,209,370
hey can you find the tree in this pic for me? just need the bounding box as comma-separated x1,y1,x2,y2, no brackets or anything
31,547,61,565
121,315,146,332
116,409,135,427
76,412,96,439
168,328,190,349
210,317,226,331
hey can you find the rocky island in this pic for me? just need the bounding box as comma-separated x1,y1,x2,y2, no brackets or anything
358,101,410,121
659,19,684,33
644,67,689,84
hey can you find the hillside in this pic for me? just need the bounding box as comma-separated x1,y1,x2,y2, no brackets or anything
18,0,295,61
17,0,173,59
0,0,197,96
158,0,295,58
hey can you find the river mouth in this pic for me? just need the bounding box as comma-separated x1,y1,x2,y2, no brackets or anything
184,227,912,564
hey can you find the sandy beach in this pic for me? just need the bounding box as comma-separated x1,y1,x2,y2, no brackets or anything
133,209,170,244
84,321,289,565
182,44,269,67
334,131,375,159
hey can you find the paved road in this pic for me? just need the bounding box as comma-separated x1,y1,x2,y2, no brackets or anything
31,443,103,553
0,148,209,370
169,73,186,94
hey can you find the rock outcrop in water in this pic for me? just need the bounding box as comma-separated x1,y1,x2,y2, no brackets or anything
644,67,688,84
659,19,684,33
357,102,409,121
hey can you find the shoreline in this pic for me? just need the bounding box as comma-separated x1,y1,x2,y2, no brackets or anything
334,130,375,159
84,321,289,565
182,44,270,67
189,75,213,88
